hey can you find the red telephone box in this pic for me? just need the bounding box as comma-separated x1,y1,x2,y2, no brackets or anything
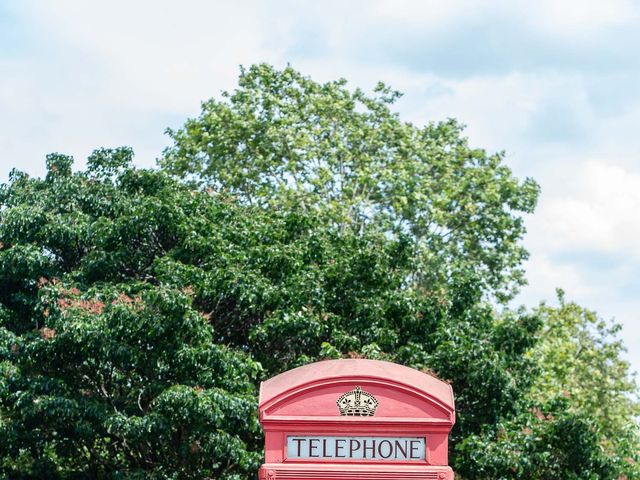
258,359,455,479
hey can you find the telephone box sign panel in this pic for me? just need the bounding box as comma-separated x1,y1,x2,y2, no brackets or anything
287,436,426,461
258,359,456,480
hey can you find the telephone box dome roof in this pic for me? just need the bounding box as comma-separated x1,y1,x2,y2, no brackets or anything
259,359,454,412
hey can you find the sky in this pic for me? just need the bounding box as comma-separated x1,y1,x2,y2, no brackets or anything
1,0,639,374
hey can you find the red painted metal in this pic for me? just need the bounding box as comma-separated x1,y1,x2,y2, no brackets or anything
258,359,455,479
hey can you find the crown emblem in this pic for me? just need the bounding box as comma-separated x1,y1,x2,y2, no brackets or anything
337,386,378,416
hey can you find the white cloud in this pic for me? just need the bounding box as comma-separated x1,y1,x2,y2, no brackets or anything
518,252,596,302
365,0,640,34
0,0,287,180
19,0,280,113
516,159,640,372
527,0,640,35
528,160,640,257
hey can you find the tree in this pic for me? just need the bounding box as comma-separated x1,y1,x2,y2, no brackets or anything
530,291,639,464
0,151,263,478
0,150,542,478
456,396,639,479
161,64,540,302
454,292,640,480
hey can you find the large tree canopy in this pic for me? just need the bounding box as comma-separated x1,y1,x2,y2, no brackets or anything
0,65,637,479
162,64,539,301
0,152,264,479
0,150,543,478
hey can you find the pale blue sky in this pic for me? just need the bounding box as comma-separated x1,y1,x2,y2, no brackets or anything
1,0,639,374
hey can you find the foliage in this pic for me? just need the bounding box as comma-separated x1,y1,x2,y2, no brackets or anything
527,291,640,478
530,290,639,438
0,152,262,478
0,149,541,478
454,291,640,479
161,64,540,302
457,396,639,479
